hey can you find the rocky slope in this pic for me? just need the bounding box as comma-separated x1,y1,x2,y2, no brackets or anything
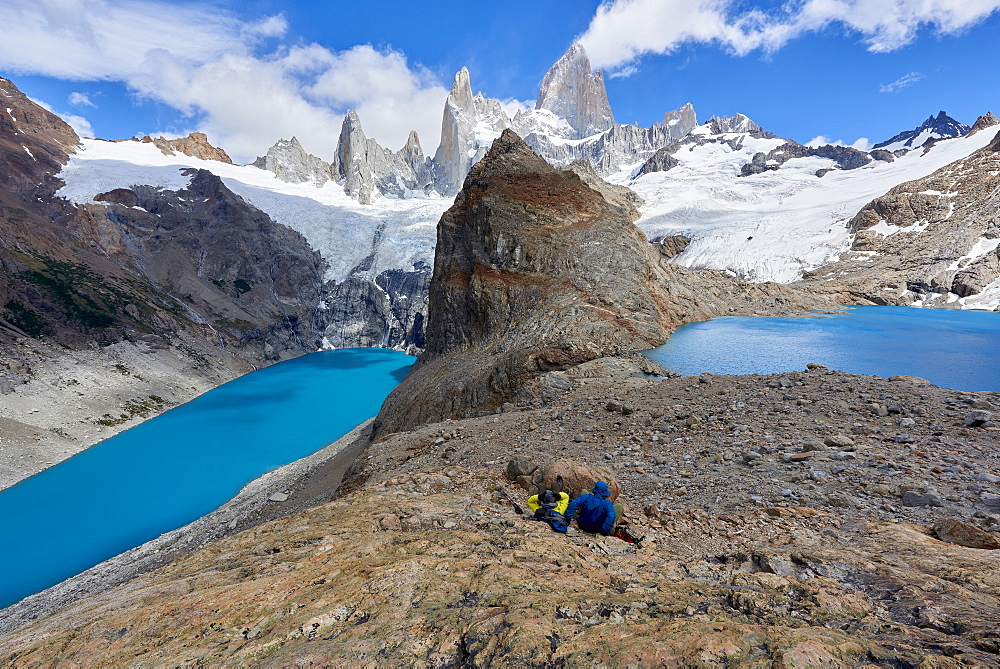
2,361,997,665
804,126,1000,309
372,131,840,437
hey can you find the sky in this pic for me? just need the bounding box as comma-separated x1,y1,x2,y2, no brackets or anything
1,0,998,163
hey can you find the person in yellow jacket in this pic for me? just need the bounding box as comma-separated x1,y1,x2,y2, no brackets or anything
527,489,569,516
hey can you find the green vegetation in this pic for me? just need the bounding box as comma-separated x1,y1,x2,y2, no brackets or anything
3,300,50,337
233,279,252,295
94,395,170,427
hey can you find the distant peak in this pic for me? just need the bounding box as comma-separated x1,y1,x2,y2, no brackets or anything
448,67,474,109
535,42,615,139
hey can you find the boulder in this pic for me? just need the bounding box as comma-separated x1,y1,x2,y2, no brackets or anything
933,518,1000,549
531,459,620,501
505,456,537,481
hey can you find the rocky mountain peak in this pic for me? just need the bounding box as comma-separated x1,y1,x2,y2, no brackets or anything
253,136,332,187
432,67,512,194
709,113,767,136
448,66,474,111
968,111,999,136
0,76,80,200
660,102,697,128
535,42,615,140
873,110,970,151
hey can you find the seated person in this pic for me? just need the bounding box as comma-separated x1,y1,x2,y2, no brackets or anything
564,481,617,535
526,488,569,516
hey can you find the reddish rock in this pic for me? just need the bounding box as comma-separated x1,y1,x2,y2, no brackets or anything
934,518,1000,549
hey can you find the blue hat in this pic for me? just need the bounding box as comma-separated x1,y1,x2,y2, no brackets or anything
592,481,610,497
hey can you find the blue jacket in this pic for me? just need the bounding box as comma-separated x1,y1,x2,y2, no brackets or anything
564,493,616,535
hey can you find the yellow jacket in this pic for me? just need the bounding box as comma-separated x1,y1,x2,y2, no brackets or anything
527,491,569,515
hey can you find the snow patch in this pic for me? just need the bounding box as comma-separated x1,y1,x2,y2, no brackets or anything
948,237,1000,271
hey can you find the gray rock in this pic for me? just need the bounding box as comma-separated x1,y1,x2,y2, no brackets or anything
533,42,615,140
254,137,332,187
901,490,945,507
823,435,855,448
964,410,992,427
899,417,916,427
506,457,537,481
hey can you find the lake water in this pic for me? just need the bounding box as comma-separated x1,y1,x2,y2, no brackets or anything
645,306,1000,392
0,348,414,609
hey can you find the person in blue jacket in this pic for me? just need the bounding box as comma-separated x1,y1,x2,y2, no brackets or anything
564,481,617,535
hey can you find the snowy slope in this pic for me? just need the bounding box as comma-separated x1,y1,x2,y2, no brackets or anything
56,139,452,283
615,124,999,284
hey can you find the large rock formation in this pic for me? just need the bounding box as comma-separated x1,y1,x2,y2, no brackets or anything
804,128,1000,309
534,42,615,140
432,68,511,194
252,136,332,186
373,131,838,437
331,111,433,204
373,130,676,435
137,132,233,163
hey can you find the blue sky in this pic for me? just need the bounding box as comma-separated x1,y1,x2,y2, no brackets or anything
1,0,998,162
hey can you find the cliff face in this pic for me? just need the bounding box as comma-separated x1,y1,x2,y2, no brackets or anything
373,131,838,437
373,130,676,435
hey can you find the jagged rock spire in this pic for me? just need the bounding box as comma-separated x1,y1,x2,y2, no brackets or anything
535,42,615,140
432,67,512,195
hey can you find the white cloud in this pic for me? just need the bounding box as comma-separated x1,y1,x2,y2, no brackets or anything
0,0,449,163
879,71,924,93
806,135,873,150
499,97,533,119
608,65,638,79
30,96,94,137
68,92,95,107
580,0,1000,70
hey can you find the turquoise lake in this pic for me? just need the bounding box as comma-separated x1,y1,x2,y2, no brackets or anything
645,306,1000,392
0,348,414,609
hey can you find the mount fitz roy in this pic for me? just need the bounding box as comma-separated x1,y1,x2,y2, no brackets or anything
1,41,1000,487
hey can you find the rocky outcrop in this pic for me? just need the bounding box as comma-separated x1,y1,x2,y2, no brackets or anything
656,234,691,259
252,136,332,186
804,128,1000,309
139,132,232,163
373,130,676,435
373,131,840,437
331,110,433,204
874,111,970,152
740,140,894,177
968,111,1000,136
534,42,615,140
